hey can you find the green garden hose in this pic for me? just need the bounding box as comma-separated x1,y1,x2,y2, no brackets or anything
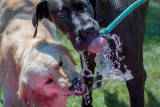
100,0,147,35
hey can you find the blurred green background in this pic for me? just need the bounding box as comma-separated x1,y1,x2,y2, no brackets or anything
0,0,160,107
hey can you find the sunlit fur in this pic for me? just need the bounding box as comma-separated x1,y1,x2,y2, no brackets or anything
0,13,83,107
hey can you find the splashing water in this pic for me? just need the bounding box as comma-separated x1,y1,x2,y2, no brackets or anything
79,34,133,89
79,51,95,78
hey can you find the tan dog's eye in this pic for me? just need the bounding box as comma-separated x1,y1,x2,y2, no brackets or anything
45,78,53,84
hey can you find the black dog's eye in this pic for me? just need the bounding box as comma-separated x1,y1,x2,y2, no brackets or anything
57,11,67,19
59,59,63,67
45,78,53,84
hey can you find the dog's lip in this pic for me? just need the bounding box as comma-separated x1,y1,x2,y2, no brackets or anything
57,85,87,96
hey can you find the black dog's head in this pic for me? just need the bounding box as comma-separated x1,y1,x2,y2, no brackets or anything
32,0,105,53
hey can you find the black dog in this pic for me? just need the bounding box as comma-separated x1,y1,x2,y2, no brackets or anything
32,0,149,107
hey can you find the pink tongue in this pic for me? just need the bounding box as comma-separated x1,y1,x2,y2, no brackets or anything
88,37,105,53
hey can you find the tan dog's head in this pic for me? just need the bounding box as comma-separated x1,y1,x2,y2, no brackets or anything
18,43,87,105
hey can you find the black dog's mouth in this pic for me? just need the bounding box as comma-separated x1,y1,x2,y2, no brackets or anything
74,35,106,53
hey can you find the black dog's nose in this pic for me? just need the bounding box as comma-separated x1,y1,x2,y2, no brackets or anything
82,24,95,36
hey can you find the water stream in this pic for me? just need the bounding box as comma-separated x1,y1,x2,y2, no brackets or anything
79,34,133,89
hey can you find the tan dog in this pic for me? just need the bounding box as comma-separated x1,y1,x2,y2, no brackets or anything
0,14,87,107
0,0,87,107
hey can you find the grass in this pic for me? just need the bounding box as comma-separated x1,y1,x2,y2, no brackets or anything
1,0,160,107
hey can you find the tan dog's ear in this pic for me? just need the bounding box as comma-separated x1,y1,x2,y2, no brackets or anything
18,84,25,100
18,73,31,101
18,81,33,106
32,0,50,38
18,78,27,100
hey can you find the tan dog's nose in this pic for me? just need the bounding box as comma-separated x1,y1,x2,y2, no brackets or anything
69,77,80,90
69,77,87,96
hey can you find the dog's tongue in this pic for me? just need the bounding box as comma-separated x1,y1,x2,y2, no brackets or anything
88,37,105,53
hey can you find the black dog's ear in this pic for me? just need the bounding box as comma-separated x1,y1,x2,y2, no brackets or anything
32,0,50,38
88,0,97,20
